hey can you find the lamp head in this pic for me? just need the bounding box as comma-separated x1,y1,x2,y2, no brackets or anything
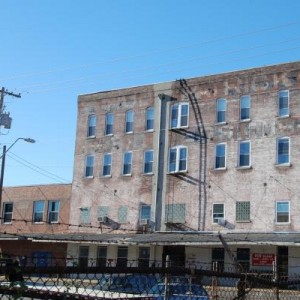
23,138,35,143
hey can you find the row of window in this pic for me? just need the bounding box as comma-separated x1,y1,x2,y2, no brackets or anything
85,145,188,177
88,107,155,137
85,134,290,178
78,245,150,268
87,90,290,137
2,200,60,224
215,137,290,169
213,200,290,224
78,244,250,270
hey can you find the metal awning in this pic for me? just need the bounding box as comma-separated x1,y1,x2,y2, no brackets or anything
15,231,300,247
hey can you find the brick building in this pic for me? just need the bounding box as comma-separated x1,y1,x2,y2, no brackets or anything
0,184,71,266
67,61,300,272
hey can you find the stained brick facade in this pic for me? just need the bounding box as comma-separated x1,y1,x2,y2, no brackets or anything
71,61,300,235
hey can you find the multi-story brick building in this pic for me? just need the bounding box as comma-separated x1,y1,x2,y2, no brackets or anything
0,183,71,266
66,61,300,273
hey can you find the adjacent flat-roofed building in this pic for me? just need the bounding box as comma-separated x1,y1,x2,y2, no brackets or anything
0,183,71,266
68,61,300,272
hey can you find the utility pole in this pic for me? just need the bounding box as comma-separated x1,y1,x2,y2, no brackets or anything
0,87,21,130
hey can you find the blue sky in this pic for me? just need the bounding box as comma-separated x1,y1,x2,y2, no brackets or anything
0,0,300,186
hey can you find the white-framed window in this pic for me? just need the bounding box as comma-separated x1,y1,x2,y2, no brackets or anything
85,155,94,177
278,90,289,117
145,107,154,131
168,146,187,173
215,143,226,169
170,102,189,129
33,200,45,223
216,98,226,124
87,114,96,138
123,151,132,175
47,200,60,223
212,203,224,223
276,201,290,223
240,95,250,121
238,140,251,167
144,150,154,174
2,202,13,223
125,110,134,133
102,153,112,177
105,112,114,135
277,137,290,165
236,201,250,222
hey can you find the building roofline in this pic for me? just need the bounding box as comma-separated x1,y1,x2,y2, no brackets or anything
3,182,72,189
78,60,300,98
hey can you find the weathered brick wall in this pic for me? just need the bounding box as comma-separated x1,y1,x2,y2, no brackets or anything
72,61,300,233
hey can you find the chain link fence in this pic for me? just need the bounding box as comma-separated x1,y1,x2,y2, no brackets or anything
0,259,299,299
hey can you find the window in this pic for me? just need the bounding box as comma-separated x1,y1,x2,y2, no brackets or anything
170,103,189,129
140,205,151,223
117,246,128,267
215,143,226,169
97,246,107,267
125,110,134,133
47,200,60,223
144,150,154,174
212,203,224,223
97,206,109,220
278,90,289,117
165,204,185,223
33,201,45,223
216,98,226,123
102,153,112,176
238,141,251,167
212,248,225,271
123,152,132,175
138,247,150,268
277,137,290,165
79,246,89,268
276,201,290,223
80,207,90,224
105,113,114,135
240,95,250,120
3,203,13,223
168,146,187,173
236,201,250,222
85,155,94,177
237,248,250,271
145,107,154,131
118,206,128,223
87,114,96,137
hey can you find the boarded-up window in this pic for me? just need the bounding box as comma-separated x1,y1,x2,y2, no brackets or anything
165,204,185,223
118,206,128,223
236,202,250,222
80,207,91,224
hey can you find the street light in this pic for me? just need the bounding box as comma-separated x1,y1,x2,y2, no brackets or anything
0,137,36,217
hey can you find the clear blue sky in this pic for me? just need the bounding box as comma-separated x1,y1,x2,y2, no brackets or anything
0,0,300,186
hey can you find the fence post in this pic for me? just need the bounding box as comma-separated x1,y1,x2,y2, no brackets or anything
164,255,170,300
273,259,279,300
212,262,218,299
